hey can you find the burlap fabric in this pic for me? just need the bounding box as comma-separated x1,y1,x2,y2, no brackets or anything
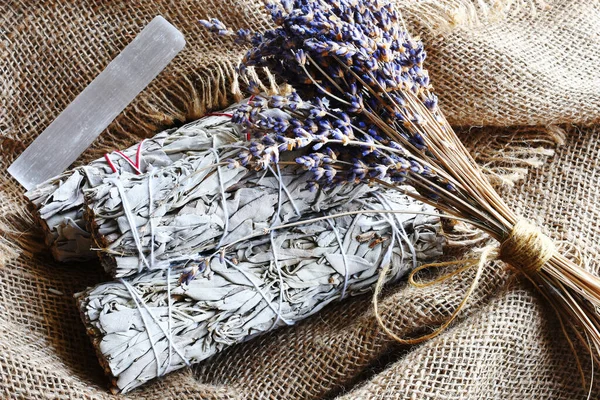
1,0,600,398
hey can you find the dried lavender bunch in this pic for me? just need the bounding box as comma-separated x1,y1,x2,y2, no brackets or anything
199,0,600,365
77,189,443,393
202,1,450,198
26,104,244,262
85,150,372,278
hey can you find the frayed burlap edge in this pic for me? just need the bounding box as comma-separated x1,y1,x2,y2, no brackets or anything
398,0,552,35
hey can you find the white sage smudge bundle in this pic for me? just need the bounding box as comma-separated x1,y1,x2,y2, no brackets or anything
85,155,372,278
76,189,444,393
25,104,243,262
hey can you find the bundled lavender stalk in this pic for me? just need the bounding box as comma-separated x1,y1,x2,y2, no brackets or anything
85,152,372,277
77,189,443,393
25,104,243,262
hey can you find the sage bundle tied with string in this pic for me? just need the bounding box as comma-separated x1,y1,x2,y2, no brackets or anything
200,0,600,372
76,188,443,393
25,103,244,262
84,148,370,278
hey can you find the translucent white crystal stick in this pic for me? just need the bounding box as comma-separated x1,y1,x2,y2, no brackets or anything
8,16,185,190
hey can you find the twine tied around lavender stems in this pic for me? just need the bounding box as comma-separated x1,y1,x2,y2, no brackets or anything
499,219,556,276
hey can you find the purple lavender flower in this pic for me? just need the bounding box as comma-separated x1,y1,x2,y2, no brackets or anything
177,259,207,285
202,0,447,199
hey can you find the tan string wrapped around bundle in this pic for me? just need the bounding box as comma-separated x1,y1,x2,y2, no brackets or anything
499,220,556,276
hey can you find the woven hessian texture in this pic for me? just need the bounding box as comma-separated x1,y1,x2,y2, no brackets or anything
1,0,600,398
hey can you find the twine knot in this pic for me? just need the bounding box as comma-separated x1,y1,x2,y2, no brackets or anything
499,219,555,275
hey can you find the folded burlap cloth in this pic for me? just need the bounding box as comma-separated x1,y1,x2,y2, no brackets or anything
1,1,599,398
